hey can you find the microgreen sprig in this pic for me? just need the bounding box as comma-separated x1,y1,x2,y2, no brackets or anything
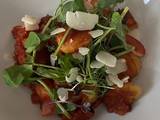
36,80,71,119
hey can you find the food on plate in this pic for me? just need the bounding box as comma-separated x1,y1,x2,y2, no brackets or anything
3,0,146,119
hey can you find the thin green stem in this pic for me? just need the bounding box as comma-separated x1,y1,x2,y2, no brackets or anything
86,53,93,81
108,45,124,52
93,28,115,47
121,7,129,19
97,24,113,30
98,86,115,89
115,46,135,57
41,15,59,34
56,103,71,119
53,27,72,56
33,63,58,70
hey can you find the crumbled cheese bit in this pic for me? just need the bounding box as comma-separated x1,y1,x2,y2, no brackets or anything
79,47,90,56
66,67,79,83
108,74,124,88
57,88,68,102
66,11,99,31
106,59,127,75
96,51,117,67
24,23,39,31
21,15,38,25
21,15,39,31
90,60,104,69
89,30,104,38
50,28,66,36
50,54,57,66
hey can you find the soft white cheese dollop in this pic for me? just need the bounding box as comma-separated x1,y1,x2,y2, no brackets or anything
89,30,104,38
57,88,68,102
96,51,117,68
21,15,39,31
66,11,99,31
50,28,66,36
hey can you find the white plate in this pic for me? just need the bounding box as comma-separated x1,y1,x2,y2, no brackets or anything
0,0,160,120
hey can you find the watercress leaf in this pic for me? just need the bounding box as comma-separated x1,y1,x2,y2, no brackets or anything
110,12,127,48
73,0,86,12
24,32,41,53
37,33,51,41
3,65,33,87
58,1,74,22
97,0,124,9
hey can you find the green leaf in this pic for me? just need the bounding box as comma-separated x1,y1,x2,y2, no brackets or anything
97,0,124,9
58,1,74,22
110,12,127,48
25,54,34,64
3,65,33,87
56,103,76,114
37,33,51,41
36,67,66,81
24,32,41,53
73,0,86,12
58,54,73,73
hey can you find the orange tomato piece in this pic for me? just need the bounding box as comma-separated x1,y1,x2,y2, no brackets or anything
56,29,92,53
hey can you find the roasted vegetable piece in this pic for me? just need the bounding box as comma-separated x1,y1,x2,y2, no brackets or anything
12,26,28,64
103,83,141,115
56,29,92,53
35,84,51,102
38,15,52,32
123,11,138,30
40,101,55,116
35,45,51,65
31,92,41,104
61,108,94,120
126,35,145,57
119,53,142,79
